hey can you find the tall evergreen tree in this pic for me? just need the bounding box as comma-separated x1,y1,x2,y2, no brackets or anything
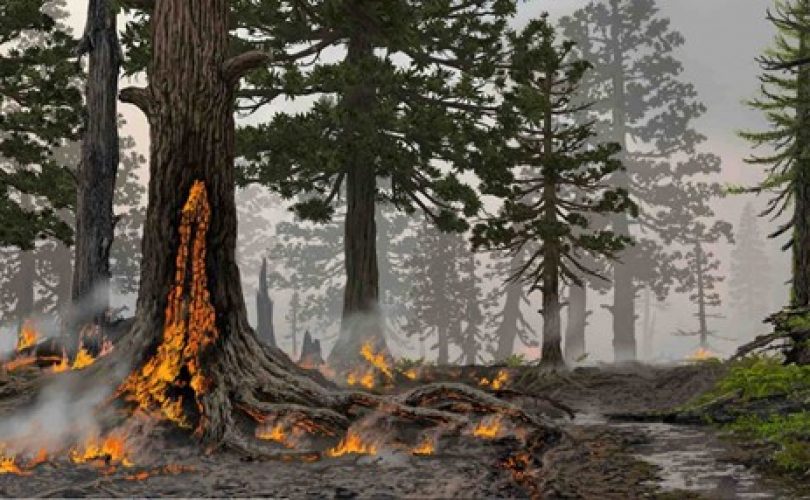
0,0,82,250
474,18,636,367
559,0,729,361
232,1,514,366
672,222,729,351
729,203,773,336
738,0,810,308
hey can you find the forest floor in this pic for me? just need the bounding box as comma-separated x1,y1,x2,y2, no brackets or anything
1,362,808,499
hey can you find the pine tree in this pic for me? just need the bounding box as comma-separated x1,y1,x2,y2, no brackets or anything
728,203,773,336
735,0,810,362
474,18,636,367
673,228,728,351
231,1,514,366
0,0,83,250
559,0,729,361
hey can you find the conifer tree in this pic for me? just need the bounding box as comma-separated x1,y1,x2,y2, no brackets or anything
729,203,773,336
474,18,636,367
559,0,729,361
0,0,82,249
738,0,810,308
485,251,538,361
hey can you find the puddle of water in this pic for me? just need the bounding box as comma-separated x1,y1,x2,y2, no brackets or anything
570,414,809,499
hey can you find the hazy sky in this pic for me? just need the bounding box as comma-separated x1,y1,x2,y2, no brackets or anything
61,1,785,361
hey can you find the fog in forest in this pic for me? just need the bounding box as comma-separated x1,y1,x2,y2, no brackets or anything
1,0,786,364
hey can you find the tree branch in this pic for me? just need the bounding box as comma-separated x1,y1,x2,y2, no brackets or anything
119,86,153,116
222,50,275,85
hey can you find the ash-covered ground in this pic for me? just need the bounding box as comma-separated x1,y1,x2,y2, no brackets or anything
1,362,808,499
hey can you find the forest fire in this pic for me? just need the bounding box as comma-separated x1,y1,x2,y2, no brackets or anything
0,456,25,475
255,423,295,448
360,342,393,379
473,416,503,439
326,430,378,457
16,321,39,352
347,369,375,389
69,432,134,468
51,349,69,373
119,181,218,431
72,343,96,370
687,347,718,361
480,369,509,390
411,436,435,456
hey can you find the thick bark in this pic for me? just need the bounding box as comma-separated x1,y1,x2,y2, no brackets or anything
328,32,387,367
72,0,120,329
564,284,587,362
608,0,637,362
255,257,276,347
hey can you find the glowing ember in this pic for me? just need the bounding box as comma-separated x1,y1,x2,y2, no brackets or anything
479,370,509,390
256,423,293,448
403,368,418,380
51,350,69,373
0,456,25,475
347,370,375,389
326,431,377,457
26,448,48,469
118,181,218,432
70,433,134,467
473,416,502,439
3,356,37,372
687,347,717,361
360,342,393,379
411,436,435,456
16,321,39,352
72,343,96,370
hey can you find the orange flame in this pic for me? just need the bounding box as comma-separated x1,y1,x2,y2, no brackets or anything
69,433,134,467
72,343,96,370
687,347,717,361
51,349,70,373
473,416,502,440
118,181,218,432
479,370,509,390
402,368,418,381
360,342,392,379
0,456,26,476
16,321,39,352
411,436,435,456
326,430,377,457
347,369,375,389
256,423,295,448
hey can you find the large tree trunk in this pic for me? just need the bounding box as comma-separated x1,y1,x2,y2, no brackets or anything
608,0,637,362
32,0,562,466
115,0,326,444
327,33,387,368
539,77,563,368
564,284,587,363
72,0,120,330
794,31,810,308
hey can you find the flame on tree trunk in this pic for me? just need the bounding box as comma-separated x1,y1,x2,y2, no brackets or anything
104,0,561,462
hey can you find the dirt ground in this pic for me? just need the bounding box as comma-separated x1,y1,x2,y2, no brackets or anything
1,362,807,499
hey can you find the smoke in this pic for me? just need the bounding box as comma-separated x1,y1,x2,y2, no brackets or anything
0,374,116,455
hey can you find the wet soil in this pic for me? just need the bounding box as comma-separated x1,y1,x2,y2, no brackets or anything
0,362,806,498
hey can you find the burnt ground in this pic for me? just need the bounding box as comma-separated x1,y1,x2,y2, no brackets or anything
1,362,808,499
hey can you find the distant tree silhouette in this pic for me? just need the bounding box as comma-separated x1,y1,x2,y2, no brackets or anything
560,0,729,361
485,251,538,362
729,203,773,337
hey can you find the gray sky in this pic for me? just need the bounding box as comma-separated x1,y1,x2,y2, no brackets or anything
62,0,786,362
